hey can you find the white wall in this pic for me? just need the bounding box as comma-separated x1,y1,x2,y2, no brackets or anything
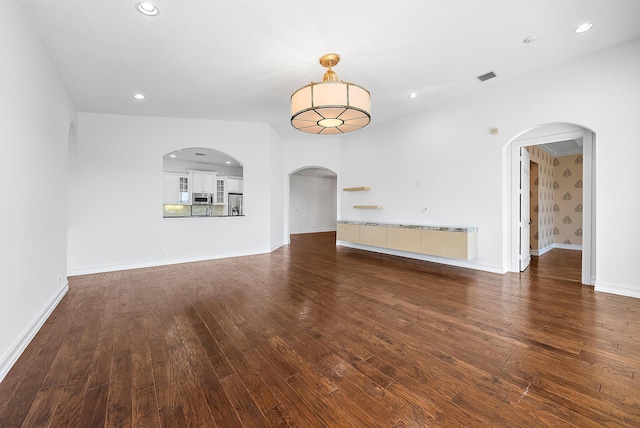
290,173,338,234
0,0,75,380
340,38,640,296
69,113,274,274
269,128,285,250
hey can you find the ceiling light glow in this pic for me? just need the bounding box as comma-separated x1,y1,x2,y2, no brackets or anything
408,93,418,99
133,93,146,100
137,3,159,16
574,23,593,34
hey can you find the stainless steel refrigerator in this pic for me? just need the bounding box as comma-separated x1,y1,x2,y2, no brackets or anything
228,193,243,216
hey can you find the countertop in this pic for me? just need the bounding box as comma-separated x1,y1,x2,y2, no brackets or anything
337,220,477,233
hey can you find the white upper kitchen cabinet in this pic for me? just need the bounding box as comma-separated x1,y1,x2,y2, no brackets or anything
214,177,226,204
226,177,243,194
189,170,215,194
163,173,189,204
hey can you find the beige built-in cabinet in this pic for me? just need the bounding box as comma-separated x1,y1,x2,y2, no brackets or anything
337,222,478,260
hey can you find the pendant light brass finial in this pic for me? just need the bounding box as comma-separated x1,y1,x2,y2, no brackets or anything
320,53,340,82
319,53,340,68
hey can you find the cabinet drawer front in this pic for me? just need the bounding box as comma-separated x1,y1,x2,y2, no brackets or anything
441,231,469,259
337,223,360,243
420,230,444,256
386,228,421,253
359,225,387,247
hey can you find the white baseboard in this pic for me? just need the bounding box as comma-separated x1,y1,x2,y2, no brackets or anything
290,228,336,235
270,241,284,252
531,243,582,256
68,247,274,276
531,245,554,256
336,241,507,274
553,243,582,251
0,281,69,383
595,281,640,299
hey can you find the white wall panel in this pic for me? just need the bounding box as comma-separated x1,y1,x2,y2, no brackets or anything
0,0,75,381
69,114,273,274
290,174,337,234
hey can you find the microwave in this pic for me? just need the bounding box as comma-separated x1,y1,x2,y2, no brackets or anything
192,193,212,205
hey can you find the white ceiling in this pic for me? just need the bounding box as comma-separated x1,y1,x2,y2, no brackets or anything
539,139,584,157
20,0,640,139
163,147,242,168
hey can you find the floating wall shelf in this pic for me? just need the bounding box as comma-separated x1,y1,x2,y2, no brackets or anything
343,186,370,192
353,205,383,209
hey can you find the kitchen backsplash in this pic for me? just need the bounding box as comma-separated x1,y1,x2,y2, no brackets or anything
163,204,226,217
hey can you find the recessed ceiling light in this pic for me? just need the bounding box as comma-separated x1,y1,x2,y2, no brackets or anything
574,22,593,34
523,36,537,44
170,154,176,158
226,161,231,164
137,3,159,16
133,93,146,100
408,93,418,99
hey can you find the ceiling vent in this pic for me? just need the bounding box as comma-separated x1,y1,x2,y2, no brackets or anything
194,152,207,156
477,71,497,82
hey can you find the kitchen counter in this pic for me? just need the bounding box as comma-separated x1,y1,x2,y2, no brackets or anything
337,220,478,260
337,220,477,233
163,214,245,218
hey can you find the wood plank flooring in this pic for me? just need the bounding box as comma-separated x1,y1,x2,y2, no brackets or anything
525,248,583,282
1,232,639,427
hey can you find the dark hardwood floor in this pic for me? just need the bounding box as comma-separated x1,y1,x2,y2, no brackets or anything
1,232,639,427
525,248,582,282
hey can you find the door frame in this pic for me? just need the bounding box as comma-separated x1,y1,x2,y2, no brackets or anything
507,128,595,285
519,147,531,271
285,166,338,245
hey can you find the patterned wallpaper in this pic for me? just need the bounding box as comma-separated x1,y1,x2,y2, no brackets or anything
553,154,583,245
527,146,555,251
527,146,583,251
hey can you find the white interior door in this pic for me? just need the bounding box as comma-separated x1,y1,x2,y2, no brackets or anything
519,147,531,271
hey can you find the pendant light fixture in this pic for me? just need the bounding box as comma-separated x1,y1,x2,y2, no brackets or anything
291,53,371,135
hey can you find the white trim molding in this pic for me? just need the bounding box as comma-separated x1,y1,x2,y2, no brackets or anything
531,243,582,256
291,228,337,235
0,282,69,382
531,245,554,257
507,126,595,285
595,281,640,299
68,247,274,276
552,243,582,251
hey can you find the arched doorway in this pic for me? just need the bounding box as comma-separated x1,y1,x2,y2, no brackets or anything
506,123,595,285
288,167,337,240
